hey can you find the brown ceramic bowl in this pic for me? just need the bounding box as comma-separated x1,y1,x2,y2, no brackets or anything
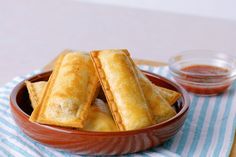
10,71,189,155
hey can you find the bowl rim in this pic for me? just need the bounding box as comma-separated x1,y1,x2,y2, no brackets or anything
10,70,190,136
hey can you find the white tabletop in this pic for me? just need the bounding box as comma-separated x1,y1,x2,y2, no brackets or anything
1,0,236,85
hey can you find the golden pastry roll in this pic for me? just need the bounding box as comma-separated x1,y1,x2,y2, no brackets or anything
155,86,181,106
83,99,118,132
135,68,177,123
135,67,181,106
26,81,117,131
25,81,47,109
91,49,154,131
30,51,99,128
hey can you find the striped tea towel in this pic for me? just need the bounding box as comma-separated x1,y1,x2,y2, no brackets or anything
0,65,235,157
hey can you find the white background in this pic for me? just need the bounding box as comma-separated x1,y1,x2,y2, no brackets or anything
77,0,236,20
1,0,236,85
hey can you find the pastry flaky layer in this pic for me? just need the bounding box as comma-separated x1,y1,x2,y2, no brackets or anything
30,51,99,128
135,68,177,123
90,49,155,131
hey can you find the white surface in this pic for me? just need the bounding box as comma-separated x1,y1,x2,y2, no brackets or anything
1,0,236,85
77,0,236,20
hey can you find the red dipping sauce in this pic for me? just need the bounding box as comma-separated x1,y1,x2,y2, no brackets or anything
182,65,228,76
177,65,231,95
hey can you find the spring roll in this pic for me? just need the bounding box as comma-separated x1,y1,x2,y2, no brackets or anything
135,68,177,123
91,49,154,131
30,51,99,128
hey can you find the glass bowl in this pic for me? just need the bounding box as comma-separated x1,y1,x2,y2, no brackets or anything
169,50,236,96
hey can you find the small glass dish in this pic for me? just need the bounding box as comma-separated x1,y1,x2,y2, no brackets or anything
169,50,236,96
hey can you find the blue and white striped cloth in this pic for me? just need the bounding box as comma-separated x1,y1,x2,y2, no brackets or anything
0,65,235,157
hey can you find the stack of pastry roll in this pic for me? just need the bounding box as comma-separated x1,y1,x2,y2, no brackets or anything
28,49,181,132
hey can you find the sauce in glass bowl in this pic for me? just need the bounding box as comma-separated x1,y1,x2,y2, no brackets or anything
169,50,236,96
179,65,231,95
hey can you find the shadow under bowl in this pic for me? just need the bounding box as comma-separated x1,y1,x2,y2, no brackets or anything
10,71,189,155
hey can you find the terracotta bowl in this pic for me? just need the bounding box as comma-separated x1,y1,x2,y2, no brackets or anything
10,71,190,155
